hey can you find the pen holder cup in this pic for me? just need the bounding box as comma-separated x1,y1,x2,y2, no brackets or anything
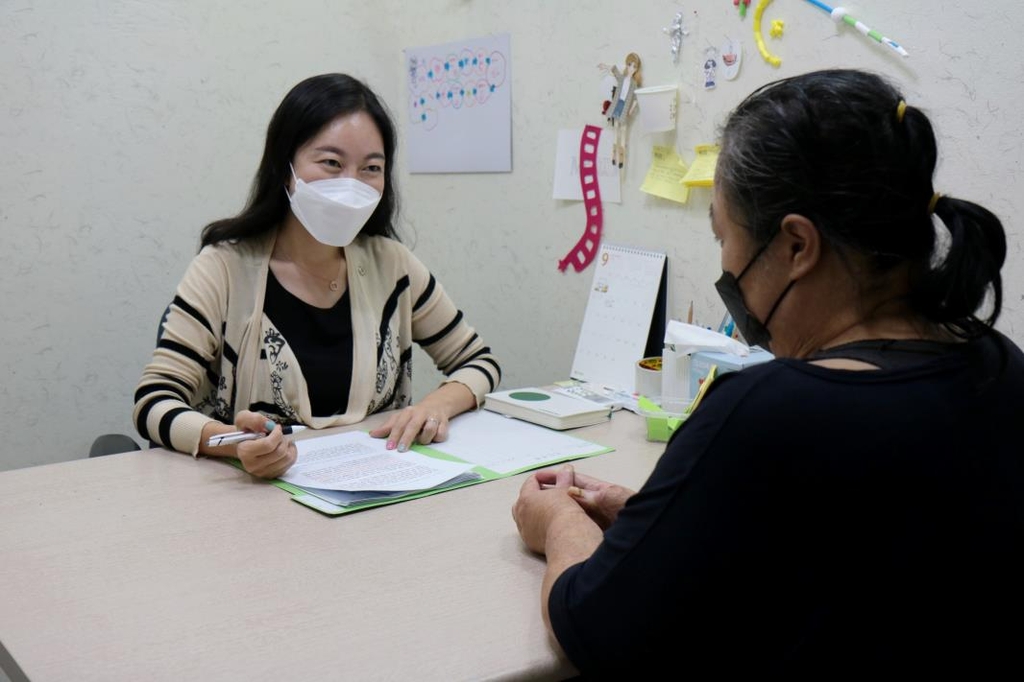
634,84,679,134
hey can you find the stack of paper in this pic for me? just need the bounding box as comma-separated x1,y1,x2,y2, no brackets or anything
264,411,615,515
279,432,481,508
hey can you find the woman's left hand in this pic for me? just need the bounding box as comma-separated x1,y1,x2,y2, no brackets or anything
513,466,595,555
369,404,449,452
369,382,475,452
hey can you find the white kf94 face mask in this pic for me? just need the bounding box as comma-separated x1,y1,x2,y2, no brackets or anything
286,165,382,247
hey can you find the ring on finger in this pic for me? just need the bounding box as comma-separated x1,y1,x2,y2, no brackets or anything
425,416,440,427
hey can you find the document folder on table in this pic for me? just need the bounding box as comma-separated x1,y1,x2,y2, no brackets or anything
230,411,614,516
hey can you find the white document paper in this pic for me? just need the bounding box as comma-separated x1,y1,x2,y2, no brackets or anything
436,410,609,476
293,470,481,507
552,128,622,203
280,432,474,492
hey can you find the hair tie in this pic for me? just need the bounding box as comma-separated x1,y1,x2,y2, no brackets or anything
896,100,907,123
928,192,943,215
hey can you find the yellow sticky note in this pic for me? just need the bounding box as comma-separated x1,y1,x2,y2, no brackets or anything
681,144,720,187
640,146,691,205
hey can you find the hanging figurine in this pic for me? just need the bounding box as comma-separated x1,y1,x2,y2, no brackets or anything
721,36,742,80
663,11,688,64
702,47,718,90
599,53,642,169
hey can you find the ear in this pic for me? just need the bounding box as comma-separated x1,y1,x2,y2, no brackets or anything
776,213,821,280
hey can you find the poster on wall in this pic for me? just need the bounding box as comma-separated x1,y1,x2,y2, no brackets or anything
404,33,512,173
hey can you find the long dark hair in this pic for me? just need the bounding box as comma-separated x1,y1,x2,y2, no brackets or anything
717,69,1006,337
201,73,400,247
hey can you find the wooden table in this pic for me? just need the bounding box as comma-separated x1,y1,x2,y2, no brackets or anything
0,411,666,682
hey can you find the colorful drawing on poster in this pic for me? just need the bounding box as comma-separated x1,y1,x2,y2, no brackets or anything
404,33,512,172
407,45,508,131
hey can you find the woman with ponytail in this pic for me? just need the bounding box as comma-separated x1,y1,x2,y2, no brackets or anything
513,69,1023,678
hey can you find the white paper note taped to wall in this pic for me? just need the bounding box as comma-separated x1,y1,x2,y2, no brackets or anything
552,128,621,203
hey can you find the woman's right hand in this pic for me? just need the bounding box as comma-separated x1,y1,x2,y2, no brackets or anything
535,465,635,530
231,411,297,479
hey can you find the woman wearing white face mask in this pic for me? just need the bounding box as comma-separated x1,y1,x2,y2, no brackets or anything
134,73,501,479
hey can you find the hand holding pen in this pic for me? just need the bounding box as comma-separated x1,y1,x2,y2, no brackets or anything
207,411,302,479
207,423,307,447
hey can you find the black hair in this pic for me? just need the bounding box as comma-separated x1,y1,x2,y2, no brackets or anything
717,69,1006,337
200,73,400,247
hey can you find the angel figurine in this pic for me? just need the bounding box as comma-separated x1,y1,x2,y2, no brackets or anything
599,52,642,169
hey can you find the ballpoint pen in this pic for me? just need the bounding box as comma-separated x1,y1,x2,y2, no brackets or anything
206,424,308,448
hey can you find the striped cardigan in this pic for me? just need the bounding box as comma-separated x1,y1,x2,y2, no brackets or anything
134,232,500,455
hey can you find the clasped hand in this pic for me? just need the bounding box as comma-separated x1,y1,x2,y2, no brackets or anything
512,464,635,554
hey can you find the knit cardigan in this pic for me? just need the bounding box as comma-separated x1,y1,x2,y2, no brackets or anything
134,232,500,455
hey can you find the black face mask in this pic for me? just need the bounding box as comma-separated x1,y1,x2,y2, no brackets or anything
714,236,796,350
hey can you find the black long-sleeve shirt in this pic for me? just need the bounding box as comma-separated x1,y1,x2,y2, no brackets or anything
549,330,1024,679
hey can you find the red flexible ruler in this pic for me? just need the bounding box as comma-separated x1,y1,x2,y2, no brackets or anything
558,125,604,272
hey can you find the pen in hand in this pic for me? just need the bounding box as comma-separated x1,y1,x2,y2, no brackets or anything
206,423,307,448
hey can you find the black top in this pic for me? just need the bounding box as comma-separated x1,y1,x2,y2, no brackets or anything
263,270,353,416
549,330,1024,679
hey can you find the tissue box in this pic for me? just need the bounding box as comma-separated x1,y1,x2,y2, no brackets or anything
661,347,691,403
689,348,774,397
661,321,754,403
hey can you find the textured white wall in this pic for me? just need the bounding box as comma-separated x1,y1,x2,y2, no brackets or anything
0,1,394,469
2,0,1022,470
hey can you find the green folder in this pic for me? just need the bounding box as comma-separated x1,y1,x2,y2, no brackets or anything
229,431,613,516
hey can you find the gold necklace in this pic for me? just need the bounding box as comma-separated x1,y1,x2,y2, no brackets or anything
275,250,345,292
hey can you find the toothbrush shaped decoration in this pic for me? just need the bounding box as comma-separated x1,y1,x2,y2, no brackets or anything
802,0,908,57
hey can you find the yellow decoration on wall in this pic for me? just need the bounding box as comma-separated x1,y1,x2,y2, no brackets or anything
753,0,782,67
